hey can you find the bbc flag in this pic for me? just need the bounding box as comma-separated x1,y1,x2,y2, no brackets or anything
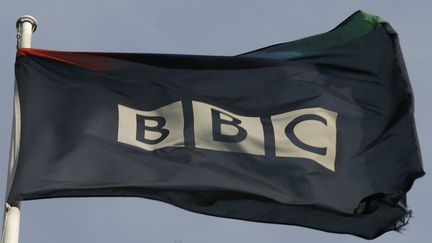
8,11,424,239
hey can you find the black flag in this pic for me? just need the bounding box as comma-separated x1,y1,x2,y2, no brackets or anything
8,11,424,239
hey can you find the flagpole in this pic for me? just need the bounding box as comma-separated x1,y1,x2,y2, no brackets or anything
1,15,37,243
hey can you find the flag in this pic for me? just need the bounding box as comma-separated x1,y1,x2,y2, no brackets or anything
7,11,424,239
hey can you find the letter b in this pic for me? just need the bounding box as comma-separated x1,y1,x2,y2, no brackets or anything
211,109,247,143
193,101,265,155
118,102,185,151
136,115,170,145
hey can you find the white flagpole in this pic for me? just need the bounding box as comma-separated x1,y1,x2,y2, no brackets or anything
16,16,38,49
1,15,37,243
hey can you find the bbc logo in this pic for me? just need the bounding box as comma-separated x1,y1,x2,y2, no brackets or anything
118,101,337,171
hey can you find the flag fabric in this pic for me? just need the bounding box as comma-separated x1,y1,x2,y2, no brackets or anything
8,11,424,239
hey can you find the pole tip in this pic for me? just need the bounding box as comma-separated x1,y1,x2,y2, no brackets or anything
16,15,38,32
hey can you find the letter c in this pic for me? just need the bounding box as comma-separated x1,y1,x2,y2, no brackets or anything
285,114,327,156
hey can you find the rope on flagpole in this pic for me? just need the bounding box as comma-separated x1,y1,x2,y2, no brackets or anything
1,15,37,243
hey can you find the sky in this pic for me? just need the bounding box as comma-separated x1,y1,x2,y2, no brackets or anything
0,1,431,242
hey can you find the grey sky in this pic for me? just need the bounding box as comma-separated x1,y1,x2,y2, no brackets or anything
0,1,430,242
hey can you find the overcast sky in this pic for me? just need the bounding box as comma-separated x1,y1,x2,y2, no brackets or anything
0,1,430,242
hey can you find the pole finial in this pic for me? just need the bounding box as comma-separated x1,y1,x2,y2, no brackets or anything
16,15,38,32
